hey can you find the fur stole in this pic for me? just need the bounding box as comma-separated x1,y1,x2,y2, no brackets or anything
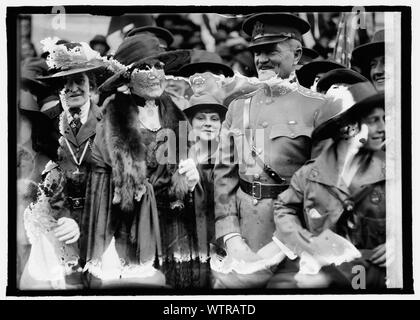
102,92,190,212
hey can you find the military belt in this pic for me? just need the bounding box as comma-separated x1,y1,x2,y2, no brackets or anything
239,179,288,200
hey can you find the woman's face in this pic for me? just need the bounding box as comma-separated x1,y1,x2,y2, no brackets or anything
63,73,90,109
191,111,222,142
189,72,223,99
361,107,385,151
130,60,165,100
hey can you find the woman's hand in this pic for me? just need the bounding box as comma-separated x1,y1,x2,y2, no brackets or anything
370,243,388,267
54,217,80,244
178,158,200,191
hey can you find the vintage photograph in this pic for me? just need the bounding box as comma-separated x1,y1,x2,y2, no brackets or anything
8,5,412,295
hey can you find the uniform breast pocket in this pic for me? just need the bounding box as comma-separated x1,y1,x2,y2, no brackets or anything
304,207,330,235
269,122,312,140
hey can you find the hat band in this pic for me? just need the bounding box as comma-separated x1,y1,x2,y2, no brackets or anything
250,33,301,47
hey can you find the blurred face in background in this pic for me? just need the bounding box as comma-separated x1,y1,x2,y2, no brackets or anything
370,55,385,92
92,43,108,57
189,72,224,101
165,79,188,98
361,107,385,151
63,73,90,109
191,110,222,142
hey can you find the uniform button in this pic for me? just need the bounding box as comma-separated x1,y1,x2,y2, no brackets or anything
290,133,295,138
253,173,260,180
256,148,263,154
288,120,297,125
76,148,80,152
261,121,268,128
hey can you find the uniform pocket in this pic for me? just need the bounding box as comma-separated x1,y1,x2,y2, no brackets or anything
269,123,312,140
305,208,329,234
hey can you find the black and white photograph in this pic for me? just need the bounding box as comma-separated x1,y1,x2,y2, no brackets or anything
2,1,417,302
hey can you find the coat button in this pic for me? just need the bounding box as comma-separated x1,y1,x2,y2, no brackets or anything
253,173,260,180
290,133,295,138
288,120,297,125
261,121,268,128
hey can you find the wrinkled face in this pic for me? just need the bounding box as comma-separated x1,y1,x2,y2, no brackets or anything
253,41,300,80
130,59,166,99
370,55,385,92
63,73,90,109
191,111,222,142
361,107,385,151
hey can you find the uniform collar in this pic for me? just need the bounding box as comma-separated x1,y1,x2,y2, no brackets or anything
309,142,386,195
66,99,90,125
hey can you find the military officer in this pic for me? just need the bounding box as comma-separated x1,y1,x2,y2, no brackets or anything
212,13,330,287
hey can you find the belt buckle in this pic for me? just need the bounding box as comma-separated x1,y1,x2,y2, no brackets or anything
70,197,84,209
251,181,262,200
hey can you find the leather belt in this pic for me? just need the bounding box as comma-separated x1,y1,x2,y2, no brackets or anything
239,179,288,200
68,197,85,210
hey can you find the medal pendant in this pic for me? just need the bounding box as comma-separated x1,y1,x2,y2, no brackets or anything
73,167,82,175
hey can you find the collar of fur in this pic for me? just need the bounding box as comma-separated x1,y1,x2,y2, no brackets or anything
102,92,189,211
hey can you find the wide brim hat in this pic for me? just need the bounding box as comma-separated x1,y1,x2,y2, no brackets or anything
298,47,320,65
296,60,345,89
89,35,110,52
242,13,311,49
316,68,369,93
99,34,191,92
183,93,228,121
351,30,385,75
312,81,384,141
125,26,174,48
176,49,234,78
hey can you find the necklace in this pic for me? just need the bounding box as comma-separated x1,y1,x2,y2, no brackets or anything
63,137,90,175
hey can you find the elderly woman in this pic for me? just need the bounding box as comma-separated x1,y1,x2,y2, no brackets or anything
20,41,104,289
271,82,386,289
82,34,200,289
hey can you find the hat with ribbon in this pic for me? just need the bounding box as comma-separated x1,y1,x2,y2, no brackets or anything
183,93,228,122
99,33,191,93
351,29,385,76
36,39,106,80
125,26,174,49
316,68,369,94
176,49,234,78
296,59,346,89
312,81,384,141
242,13,311,49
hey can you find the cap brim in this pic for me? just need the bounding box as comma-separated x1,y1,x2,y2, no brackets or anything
316,69,369,93
312,93,384,141
296,60,346,89
247,37,292,50
177,62,234,78
183,103,228,120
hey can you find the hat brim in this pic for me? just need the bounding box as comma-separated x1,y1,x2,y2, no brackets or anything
183,103,228,121
296,60,346,89
99,50,191,93
36,64,104,80
316,69,369,93
351,41,385,75
126,26,174,47
312,93,384,141
176,62,234,78
89,40,110,52
21,77,50,95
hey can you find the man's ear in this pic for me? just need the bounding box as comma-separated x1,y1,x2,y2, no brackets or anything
294,47,303,66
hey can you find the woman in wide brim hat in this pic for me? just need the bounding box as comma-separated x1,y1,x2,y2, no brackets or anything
272,81,387,289
316,68,369,94
83,33,204,289
296,59,345,89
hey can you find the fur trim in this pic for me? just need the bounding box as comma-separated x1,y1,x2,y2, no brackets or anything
103,92,190,212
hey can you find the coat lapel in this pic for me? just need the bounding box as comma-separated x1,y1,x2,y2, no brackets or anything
62,115,78,146
76,104,100,145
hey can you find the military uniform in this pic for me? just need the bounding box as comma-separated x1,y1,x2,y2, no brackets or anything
214,83,328,251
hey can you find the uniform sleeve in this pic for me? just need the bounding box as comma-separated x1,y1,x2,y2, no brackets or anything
213,105,241,240
273,165,315,256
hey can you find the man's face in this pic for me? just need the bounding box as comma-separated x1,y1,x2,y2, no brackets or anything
93,43,108,56
253,41,299,80
63,73,90,109
362,107,385,151
370,55,385,92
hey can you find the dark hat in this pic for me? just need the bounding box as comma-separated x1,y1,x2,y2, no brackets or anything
176,49,234,78
125,26,174,49
99,34,190,92
316,68,369,94
242,13,310,49
183,93,228,121
89,35,110,53
296,60,345,89
351,29,385,75
21,57,51,95
298,47,320,65
312,81,384,141
37,42,105,80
